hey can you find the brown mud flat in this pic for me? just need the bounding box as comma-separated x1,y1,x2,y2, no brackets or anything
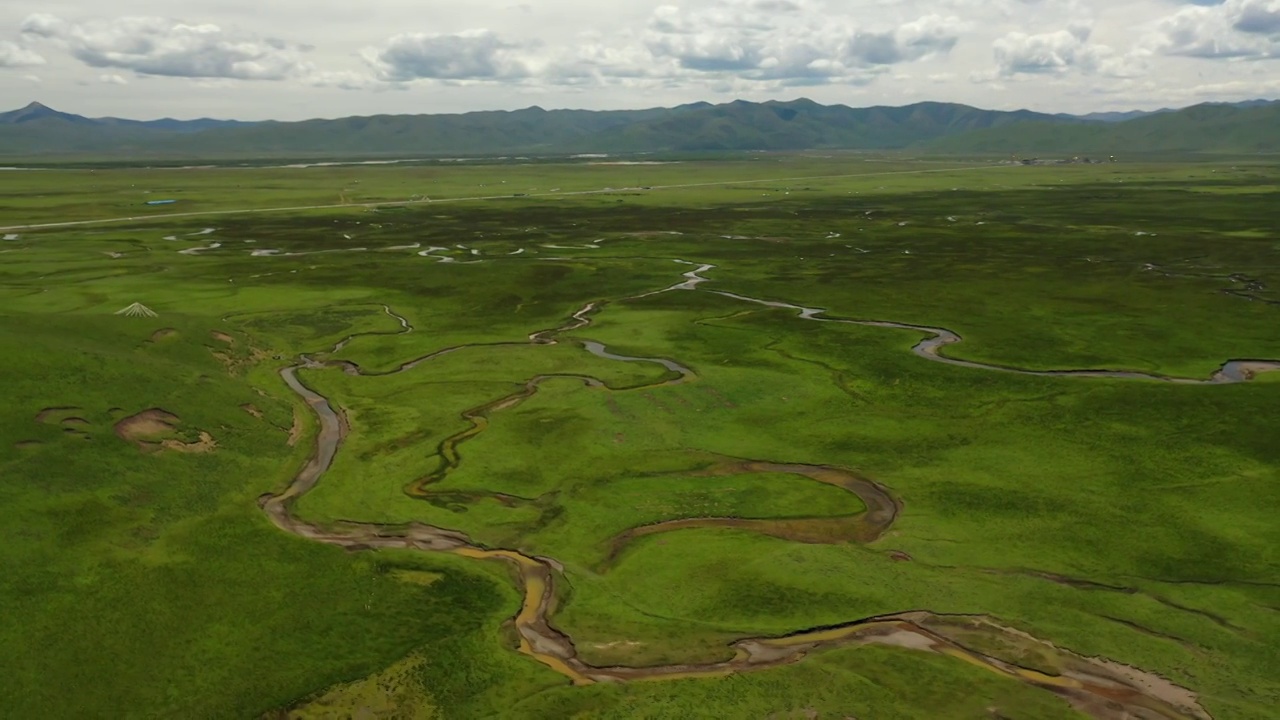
257,264,1244,719
211,345,273,375
114,408,216,453
162,431,217,454
114,409,182,445
205,323,271,375
148,328,178,342
242,403,264,419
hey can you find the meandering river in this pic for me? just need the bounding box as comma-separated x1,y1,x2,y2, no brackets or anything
258,260,1250,719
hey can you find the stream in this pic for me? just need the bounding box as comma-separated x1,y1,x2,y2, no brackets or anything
712,291,1280,384
256,261,1247,719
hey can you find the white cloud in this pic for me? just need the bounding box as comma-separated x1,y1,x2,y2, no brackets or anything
992,24,1144,77
350,1,966,92
0,40,45,67
20,14,311,80
644,1,961,85
1147,0,1280,59
1,1,1277,120
99,73,127,85
361,30,530,82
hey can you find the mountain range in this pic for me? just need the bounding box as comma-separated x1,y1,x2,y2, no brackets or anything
0,98,1276,160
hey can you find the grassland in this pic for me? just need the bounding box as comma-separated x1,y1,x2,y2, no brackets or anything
2,155,1278,719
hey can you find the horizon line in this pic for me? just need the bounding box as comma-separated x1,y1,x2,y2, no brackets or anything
7,96,1276,125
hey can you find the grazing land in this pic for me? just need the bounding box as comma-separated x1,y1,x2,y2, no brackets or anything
2,155,1278,719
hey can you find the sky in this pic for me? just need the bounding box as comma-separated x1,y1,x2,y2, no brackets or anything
1,0,1278,121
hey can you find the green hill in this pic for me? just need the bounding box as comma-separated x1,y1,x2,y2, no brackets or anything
923,102,1280,155
578,99,1075,152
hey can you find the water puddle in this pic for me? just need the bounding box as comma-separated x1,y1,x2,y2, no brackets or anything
418,246,481,264
178,242,222,256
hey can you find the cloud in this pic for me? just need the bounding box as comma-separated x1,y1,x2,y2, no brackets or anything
20,14,310,80
536,40,661,87
644,1,960,84
0,40,45,68
1147,0,1280,59
99,73,128,85
992,24,1144,77
361,30,530,82
1233,0,1280,34
350,28,665,91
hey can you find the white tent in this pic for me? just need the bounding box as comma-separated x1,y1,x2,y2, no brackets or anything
115,302,158,318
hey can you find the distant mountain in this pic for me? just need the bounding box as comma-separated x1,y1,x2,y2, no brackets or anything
576,99,1080,152
0,98,1081,159
0,97,1277,160
1065,109,1170,124
0,101,250,132
0,101,97,126
0,101,252,154
1058,99,1276,124
926,101,1280,155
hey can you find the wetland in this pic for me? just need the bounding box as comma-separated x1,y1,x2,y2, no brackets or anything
3,156,1279,719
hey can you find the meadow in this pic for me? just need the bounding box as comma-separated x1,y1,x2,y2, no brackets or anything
1,155,1278,719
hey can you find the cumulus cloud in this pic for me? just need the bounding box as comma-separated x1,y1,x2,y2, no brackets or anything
1148,0,1280,59
644,1,960,84
361,30,530,82
1233,0,1280,34
19,2,1276,114
354,1,961,93
992,24,1143,77
20,14,310,80
0,40,45,68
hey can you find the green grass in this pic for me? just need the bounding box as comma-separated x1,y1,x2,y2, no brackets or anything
2,155,1278,718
